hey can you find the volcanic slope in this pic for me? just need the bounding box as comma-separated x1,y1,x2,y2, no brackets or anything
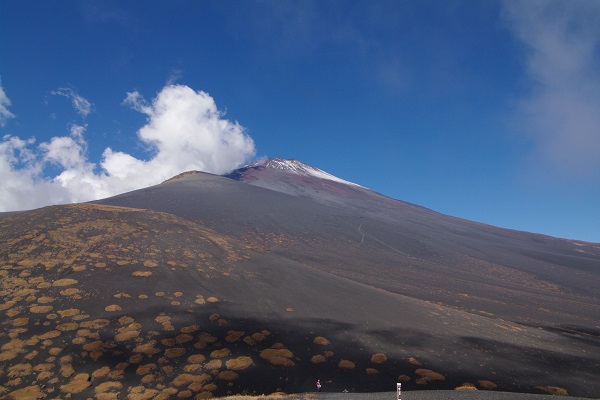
0,160,597,399
101,160,599,395
225,159,600,322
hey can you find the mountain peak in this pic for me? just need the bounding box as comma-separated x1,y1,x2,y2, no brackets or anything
249,158,311,171
246,158,362,187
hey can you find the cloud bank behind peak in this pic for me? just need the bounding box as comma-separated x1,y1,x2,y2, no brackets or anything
0,84,256,212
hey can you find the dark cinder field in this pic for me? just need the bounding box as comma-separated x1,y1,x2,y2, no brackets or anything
1,166,599,399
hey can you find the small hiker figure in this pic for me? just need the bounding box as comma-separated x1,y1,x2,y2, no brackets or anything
316,380,322,392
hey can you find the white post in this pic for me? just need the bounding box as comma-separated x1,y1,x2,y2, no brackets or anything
397,383,401,400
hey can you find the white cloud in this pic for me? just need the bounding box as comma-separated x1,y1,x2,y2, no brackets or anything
40,124,89,170
51,87,93,118
0,135,66,211
0,84,256,212
503,0,600,178
0,78,15,126
123,84,255,176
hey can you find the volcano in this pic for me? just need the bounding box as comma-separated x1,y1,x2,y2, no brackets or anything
1,158,599,399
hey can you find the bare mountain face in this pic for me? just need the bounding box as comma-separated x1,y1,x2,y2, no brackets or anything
1,158,599,399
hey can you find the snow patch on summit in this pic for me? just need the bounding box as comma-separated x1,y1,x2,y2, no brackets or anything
248,158,363,187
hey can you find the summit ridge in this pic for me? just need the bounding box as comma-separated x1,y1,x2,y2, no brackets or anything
246,157,363,187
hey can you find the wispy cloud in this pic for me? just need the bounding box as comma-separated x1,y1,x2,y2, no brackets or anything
122,91,150,114
167,68,184,86
0,84,256,212
0,78,15,126
51,87,93,118
503,0,600,179
78,1,132,28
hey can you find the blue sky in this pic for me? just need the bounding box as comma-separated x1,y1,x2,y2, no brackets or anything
1,1,599,242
